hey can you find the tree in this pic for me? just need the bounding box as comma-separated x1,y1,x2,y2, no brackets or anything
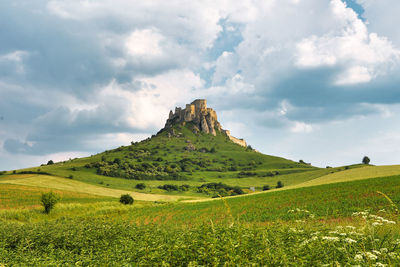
41,192,59,214
276,181,284,188
135,183,146,190
120,194,134,205
362,156,370,165
47,160,54,165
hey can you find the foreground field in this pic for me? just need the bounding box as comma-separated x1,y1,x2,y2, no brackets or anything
1,174,400,265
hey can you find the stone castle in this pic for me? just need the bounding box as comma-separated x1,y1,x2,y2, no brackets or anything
163,99,247,147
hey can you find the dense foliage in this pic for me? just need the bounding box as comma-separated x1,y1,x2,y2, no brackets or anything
119,194,134,205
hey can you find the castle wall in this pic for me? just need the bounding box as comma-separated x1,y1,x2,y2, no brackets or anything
165,99,246,144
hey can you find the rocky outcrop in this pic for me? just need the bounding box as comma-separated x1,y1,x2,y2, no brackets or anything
162,99,247,147
164,99,222,136
223,130,247,147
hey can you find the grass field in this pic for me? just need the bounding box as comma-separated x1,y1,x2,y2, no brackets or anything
1,174,400,265
293,165,400,188
0,184,113,210
0,174,200,202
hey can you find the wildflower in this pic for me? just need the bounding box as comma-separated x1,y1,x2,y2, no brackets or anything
322,236,339,242
380,248,388,253
344,237,357,244
372,250,381,255
375,262,386,267
365,252,378,261
354,254,363,261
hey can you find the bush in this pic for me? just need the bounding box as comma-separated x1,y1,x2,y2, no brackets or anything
47,160,54,165
119,194,134,205
262,185,270,191
232,186,244,195
68,175,74,179
158,184,179,191
179,184,190,191
276,181,284,188
362,156,370,165
41,192,59,214
135,183,146,190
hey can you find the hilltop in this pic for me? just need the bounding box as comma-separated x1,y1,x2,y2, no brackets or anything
5,99,318,198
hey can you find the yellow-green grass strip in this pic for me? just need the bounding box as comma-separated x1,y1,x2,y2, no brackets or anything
0,174,201,202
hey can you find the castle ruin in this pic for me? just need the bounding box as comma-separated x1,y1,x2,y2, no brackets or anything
164,99,247,147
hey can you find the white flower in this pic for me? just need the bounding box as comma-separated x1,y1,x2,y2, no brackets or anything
365,252,378,260
380,248,388,253
372,250,381,255
346,226,356,230
375,262,387,267
322,236,339,242
354,254,363,261
345,237,357,244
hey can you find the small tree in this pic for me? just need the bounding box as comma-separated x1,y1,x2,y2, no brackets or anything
276,181,284,188
362,156,370,165
135,183,146,190
41,192,59,214
120,194,134,205
47,160,54,165
262,185,270,191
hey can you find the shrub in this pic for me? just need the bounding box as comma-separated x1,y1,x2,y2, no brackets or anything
362,156,370,165
158,184,179,191
232,186,244,195
119,194,134,205
179,184,190,191
41,192,59,214
68,175,74,179
135,183,146,190
12,170,16,174
263,185,270,191
47,160,54,165
276,181,284,188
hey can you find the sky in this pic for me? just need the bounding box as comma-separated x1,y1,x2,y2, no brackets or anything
1,0,400,170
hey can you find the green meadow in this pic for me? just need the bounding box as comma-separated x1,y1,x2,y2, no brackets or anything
1,126,400,265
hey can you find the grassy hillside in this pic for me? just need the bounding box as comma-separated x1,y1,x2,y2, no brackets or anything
3,119,400,265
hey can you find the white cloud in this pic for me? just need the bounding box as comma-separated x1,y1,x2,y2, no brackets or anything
295,0,400,85
99,69,205,130
291,121,313,133
125,28,164,57
336,65,371,85
0,50,29,74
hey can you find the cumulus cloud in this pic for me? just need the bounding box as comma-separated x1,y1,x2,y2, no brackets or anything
1,0,400,169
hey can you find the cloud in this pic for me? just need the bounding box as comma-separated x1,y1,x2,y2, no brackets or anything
125,29,164,57
1,0,400,169
3,68,204,155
